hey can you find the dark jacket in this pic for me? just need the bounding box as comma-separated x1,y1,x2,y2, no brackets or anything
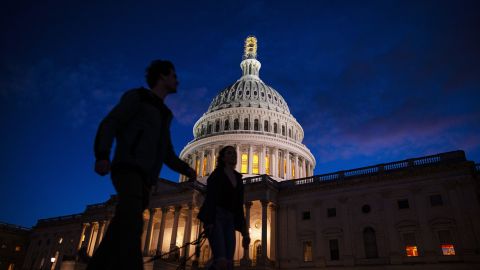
198,168,247,233
94,87,190,184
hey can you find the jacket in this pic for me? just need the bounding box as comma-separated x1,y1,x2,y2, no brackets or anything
94,87,190,184
198,168,247,233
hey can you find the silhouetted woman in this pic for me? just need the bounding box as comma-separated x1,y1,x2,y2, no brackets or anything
198,146,250,270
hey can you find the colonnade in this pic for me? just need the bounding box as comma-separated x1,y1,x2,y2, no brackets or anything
181,144,313,181
77,220,108,256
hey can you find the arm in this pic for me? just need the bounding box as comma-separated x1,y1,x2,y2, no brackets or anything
94,90,141,162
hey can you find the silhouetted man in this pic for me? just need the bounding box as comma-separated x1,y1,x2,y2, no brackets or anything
88,60,196,270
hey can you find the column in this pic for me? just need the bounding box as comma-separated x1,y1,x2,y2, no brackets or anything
260,145,266,174
294,154,299,179
286,151,291,179
273,148,279,177
94,221,106,251
270,204,277,261
182,204,194,257
169,206,181,253
302,158,306,178
86,222,96,255
209,148,215,173
191,152,197,175
77,223,87,250
248,145,253,174
199,151,205,177
241,201,252,266
156,207,168,255
143,208,157,255
236,144,241,172
260,201,269,263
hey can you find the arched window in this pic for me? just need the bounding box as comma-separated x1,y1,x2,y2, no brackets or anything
253,154,259,174
224,119,230,131
289,129,292,138
264,120,269,132
282,125,286,136
207,124,212,134
254,119,259,131
241,153,248,173
215,120,220,132
265,155,270,174
274,123,278,133
234,119,239,130
244,118,249,130
363,227,378,258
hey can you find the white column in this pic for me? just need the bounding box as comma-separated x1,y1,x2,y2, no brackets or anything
199,150,205,177
169,206,181,252
191,152,197,175
156,207,168,255
77,223,87,250
143,208,157,255
302,158,306,178
182,204,194,257
210,148,215,173
294,154,299,179
260,145,266,174
286,151,291,179
273,148,278,177
94,221,106,251
248,145,253,174
236,144,241,172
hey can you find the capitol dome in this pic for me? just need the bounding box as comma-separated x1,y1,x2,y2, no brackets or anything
180,36,315,182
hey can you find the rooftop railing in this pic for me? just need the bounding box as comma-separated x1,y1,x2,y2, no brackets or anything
38,214,82,224
0,221,31,231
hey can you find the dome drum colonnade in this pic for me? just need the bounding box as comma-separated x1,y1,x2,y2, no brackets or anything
179,36,315,182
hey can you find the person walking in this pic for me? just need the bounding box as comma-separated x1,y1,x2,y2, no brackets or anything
198,146,250,270
87,60,196,270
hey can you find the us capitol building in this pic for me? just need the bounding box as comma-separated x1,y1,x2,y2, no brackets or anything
20,37,480,270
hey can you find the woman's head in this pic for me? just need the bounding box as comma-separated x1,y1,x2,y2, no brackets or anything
216,146,237,169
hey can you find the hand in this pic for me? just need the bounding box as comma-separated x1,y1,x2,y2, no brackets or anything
186,167,197,181
94,160,110,176
242,234,250,248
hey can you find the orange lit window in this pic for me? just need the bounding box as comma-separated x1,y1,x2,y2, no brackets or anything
291,160,295,178
241,154,248,173
15,245,21,252
284,158,287,176
441,244,455,255
195,159,200,175
405,246,418,256
252,154,259,174
202,157,207,176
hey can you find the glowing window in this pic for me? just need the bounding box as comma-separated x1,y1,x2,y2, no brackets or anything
195,159,200,175
406,246,418,257
284,158,287,176
15,245,21,252
291,160,295,178
441,244,455,255
212,154,216,169
265,156,270,175
303,241,313,262
252,154,259,174
241,154,248,173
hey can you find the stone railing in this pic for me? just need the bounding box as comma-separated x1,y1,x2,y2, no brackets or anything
281,150,466,187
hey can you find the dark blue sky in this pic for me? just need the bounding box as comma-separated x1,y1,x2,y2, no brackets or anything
1,0,479,227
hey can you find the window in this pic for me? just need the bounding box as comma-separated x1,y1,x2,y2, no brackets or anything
398,199,409,209
224,119,230,131
327,208,336,217
195,158,200,175
363,227,378,258
244,118,249,130
15,245,21,252
202,156,207,176
303,241,313,262
362,204,371,214
282,125,285,136
291,159,295,178
241,154,248,173
254,119,259,131
252,154,259,174
234,119,239,130
329,239,339,260
215,120,220,132
438,230,455,255
403,233,418,256
207,124,212,134
430,194,443,206
302,211,311,220
273,123,278,133
289,129,292,138
264,120,269,131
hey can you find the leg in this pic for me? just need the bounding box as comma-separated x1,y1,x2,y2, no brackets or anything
87,169,150,270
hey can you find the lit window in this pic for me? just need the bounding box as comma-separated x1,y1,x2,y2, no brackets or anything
291,160,295,178
406,246,418,256
15,245,21,252
441,244,456,255
252,154,259,174
241,154,248,173
58,238,63,244
303,241,313,262
265,156,270,174
195,159,200,175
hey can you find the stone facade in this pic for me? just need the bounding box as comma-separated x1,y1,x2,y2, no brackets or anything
0,222,30,270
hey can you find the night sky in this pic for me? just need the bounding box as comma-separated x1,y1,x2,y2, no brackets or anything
1,0,479,228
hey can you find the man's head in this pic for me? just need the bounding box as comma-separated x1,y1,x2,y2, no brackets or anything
145,60,178,94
